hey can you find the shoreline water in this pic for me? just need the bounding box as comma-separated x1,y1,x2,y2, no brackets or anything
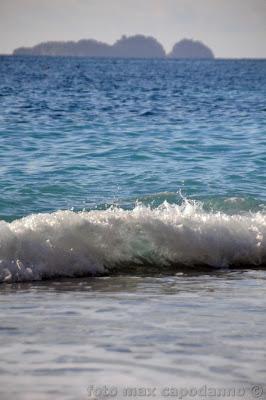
1,271,266,400
0,57,265,399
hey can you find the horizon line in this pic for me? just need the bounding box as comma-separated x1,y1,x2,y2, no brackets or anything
1,53,266,60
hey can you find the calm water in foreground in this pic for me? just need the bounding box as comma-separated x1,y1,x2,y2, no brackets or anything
0,57,265,399
1,271,266,400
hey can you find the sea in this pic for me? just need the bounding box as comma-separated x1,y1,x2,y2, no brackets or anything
0,57,265,399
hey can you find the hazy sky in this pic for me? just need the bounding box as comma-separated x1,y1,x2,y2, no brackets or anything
0,0,265,57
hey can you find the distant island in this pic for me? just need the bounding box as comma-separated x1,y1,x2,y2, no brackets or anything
168,38,214,59
13,35,214,59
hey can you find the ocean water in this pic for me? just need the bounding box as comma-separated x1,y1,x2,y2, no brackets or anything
0,57,266,399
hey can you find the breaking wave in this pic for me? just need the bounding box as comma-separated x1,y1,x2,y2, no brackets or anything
0,200,265,283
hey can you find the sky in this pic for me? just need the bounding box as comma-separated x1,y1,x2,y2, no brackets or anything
0,0,265,57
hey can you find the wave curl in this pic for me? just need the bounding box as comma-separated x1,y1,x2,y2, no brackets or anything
0,200,265,283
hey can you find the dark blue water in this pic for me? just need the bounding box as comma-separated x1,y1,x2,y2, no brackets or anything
0,57,265,219
0,57,266,282
0,57,266,400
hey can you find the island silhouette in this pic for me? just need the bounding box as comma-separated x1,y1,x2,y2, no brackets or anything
168,38,214,59
13,35,214,59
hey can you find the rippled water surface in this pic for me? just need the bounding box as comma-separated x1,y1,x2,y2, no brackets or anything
0,58,265,218
0,57,265,399
1,271,266,400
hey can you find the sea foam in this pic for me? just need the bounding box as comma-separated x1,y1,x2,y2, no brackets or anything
0,200,265,283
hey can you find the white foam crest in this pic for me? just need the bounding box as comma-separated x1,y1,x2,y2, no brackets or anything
0,200,265,283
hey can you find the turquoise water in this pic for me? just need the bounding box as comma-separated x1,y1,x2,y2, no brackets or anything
0,57,266,399
0,58,266,281
0,58,265,218
0,58,265,282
